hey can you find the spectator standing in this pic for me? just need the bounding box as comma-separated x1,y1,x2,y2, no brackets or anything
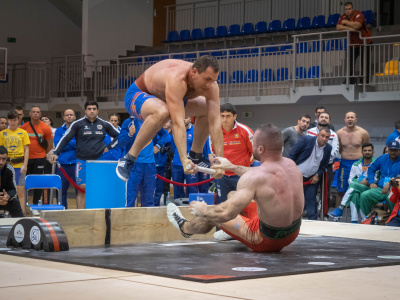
290,129,332,220
308,106,335,131
329,143,376,223
14,105,24,127
100,114,123,161
0,117,7,132
336,112,370,207
0,146,24,217
20,106,53,215
360,140,399,218
337,2,372,84
0,111,30,213
386,120,400,145
51,101,120,209
54,109,78,209
282,114,311,158
211,103,254,203
386,177,400,227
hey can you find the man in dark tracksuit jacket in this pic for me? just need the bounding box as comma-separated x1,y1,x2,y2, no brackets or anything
51,101,120,209
289,129,332,220
0,146,24,217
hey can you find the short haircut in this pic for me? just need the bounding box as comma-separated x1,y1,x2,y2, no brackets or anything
319,111,330,119
42,115,54,126
383,146,388,155
344,2,353,8
192,55,219,74
109,113,120,122
395,120,400,129
0,146,8,155
362,143,374,150
85,101,99,110
345,111,357,118
0,117,7,121
220,103,237,115
14,105,23,111
7,111,19,119
315,106,325,113
31,105,41,111
299,114,311,121
319,127,331,134
256,123,282,151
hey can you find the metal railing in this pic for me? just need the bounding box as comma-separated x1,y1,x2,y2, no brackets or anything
166,0,377,38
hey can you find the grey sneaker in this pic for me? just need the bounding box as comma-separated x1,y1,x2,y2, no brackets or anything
213,230,234,241
167,203,192,238
116,155,135,182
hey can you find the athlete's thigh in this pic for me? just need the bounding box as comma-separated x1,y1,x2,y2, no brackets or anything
184,96,207,117
140,97,169,119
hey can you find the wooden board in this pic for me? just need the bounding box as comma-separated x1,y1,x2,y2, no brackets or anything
110,206,215,245
42,209,106,248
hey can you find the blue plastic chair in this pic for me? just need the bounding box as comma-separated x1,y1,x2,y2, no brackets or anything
280,43,293,53
159,55,169,61
312,41,322,52
217,71,227,84
241,23,254,35
250,48,259,54
296,67,307,79
326,14,340,27
172,54,184,59
210,51,223,57
255,21,267,33
230,70,244,83
167,31,179,42
311,15,326,28
325,39,342,51
308,66,320,78
245,70,259,83
237,48,250,57
282,18,296,31
204,27,215,39
296,17,311,30
216,26,228,38
363,10,374,24
25,175,64,216
261,69,276,82
191,28,203,40
277,68,290,81
296,42,309,53
263,44,279,55
268,20,282,32
179,30,191,41
228,24,241,36
184,53,197,59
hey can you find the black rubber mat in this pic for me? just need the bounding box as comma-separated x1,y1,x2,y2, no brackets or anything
1,225,400,283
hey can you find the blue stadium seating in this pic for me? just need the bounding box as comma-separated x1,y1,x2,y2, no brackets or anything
241,23,255,35
228,24,241,36
172,54,184,59
255,21,267,33
296,42,309,53
311,15,326,28
204,27,215,39
263,44,279,55
216,26,228,38
218,71,227,84
282,18,296,31
296,17,311,30
312,41,321,52
280,43,293,53
184,53,197,59
250,48,259,54
245,70,259,83
363,10,374,24
167,31,179,42
179,30,191,41
261,69,275,82
296,67,307,79
268,20,282,32
326,14,340,27
325,39,342,51
191,28,203,40
145,56,159,62
308,66,320,78
230,70,244,83
199,52,210,56
160,55,169,60
237,48,250,57
277,68,290,81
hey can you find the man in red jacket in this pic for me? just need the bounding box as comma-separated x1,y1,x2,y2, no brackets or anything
387,177,400,227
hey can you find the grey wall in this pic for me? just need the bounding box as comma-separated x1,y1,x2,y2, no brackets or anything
0,0,81,63
86,0,153,60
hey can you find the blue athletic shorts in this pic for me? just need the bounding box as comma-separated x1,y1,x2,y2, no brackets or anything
337,158,358,193
75,159,87,185
124,82,156,121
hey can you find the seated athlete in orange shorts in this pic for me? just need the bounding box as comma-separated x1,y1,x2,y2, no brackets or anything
167,123,304,253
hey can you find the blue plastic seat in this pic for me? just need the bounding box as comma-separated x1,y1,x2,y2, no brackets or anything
210,51,223,57
282,18,296,31
145,56,159,62
296,42,309,53
237,48,250,57
363,10,374,24
179,30,191,41
184,53,197,59
268,20,282,32
228,24,241,36
245,70,259,83
280,43,293,53
204,27,215,39
241,23,254,35
311,15,326,28
25,175,65,216
263,44,279,55
199,52,210,57
261,69,275,82
255,21,267,33
296,67,307,79
216,26,228,38
312,41,322,52
326,14,340,27
160,55,169,60
296,17,311,30
167,31,179,42
325,39,342,51
277,68,290,81
308,66,320,78
172,54,184,59
230,70,244,83
250,48,259,54
217,71,227,84
191,28,203,40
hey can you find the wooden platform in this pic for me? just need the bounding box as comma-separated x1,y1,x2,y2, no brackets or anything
41,206,215,247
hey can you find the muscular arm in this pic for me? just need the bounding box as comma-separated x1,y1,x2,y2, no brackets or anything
210,156,251,177
362,129,370,144
206,87,224,157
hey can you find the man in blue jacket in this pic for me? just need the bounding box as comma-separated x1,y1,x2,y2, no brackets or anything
386,120,400,146
54,109,77,209
360,140,400,217
290,128,332,220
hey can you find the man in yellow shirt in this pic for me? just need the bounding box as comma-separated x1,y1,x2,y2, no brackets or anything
0,111,30,212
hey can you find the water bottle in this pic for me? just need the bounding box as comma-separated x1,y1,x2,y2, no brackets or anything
374,215,378,225
166,192,171,205
38,199,42,206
